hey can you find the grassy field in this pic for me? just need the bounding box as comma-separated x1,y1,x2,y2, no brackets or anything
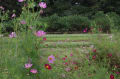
0,34,119,79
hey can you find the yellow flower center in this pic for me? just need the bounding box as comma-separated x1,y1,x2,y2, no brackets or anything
49,57,53,60
46,66,49,68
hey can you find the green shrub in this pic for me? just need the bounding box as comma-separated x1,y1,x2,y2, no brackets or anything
58,15,91,32
1,20,14,34
45,14,91,33
106,12,120,31
45,14,62,32
92,11,111,33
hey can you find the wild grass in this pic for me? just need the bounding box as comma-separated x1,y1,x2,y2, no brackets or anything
0,33,119,79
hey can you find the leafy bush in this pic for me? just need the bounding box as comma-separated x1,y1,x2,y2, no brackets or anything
92,11,111,33
45,14,91,33
1,20,14,33
59,15,91,32
106,12,120,31
44,14,62,32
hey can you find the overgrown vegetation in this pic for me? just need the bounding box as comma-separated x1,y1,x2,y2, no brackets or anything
1,0,120,33
0,0,120,79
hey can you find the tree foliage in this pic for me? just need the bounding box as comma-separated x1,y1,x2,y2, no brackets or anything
1,0,120,16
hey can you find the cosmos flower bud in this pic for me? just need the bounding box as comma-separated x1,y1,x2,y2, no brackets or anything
30,69,38,74
9,32,16,38
24,63,32,69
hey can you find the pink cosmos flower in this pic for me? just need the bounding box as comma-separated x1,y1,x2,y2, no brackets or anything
107,53,112,57
83,28,87,33
110,74,114,79
30,69,38,74
20,20,26,24
43,37,47,41
116,72,120,75
92,49,96,53
64,62,68,65
35,30,46,37
45,64,52,70
0,6,4,10
11,13,16,18
18,0,24,2
9,32,16,38
24,63,32,69
63,62,68,65
48,55,55,63
62,57,66,61
39,2,47,8
83,30,87,33
70,53,73,56
65,67,71,72
92,55,96,60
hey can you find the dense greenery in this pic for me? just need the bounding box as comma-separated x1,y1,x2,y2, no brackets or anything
0,1,120,79
0,0,120,33
1,0,120,16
